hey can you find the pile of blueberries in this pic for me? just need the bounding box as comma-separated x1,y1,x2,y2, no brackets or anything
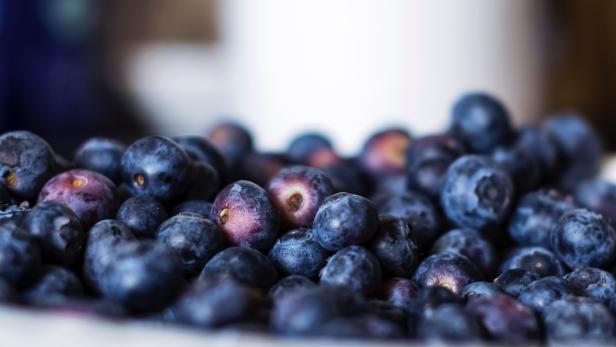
1,93,616,344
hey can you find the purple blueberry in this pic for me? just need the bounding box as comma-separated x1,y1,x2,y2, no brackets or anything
73,137,126,184
500,247,565,278
207,122,254,170
199,247,278,291
286,132,332,164
431,228,495,275
417,303,484,342
367,216,420,277
0,222,42,288
116,196,168,238
240,152,286,187
542,297,615,343
494,269,539,297
320,246,382,297
517,276,571,312
269,275,316,300
412,253,481,295
575,178,616,220
564,267,616,313
268,228,330,279
24,266,84,306
379,278,419,309
358,128,412,178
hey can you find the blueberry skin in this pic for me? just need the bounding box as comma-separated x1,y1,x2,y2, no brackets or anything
286,132,332,164
321,163,367,196
0,223,42,288
516,126,560,180
314,314,405,340
551,209,616,269
575,179,616,220
461,282,503,301
412,253,481,295
367,216,420,277
542,297,615,343
320,246,382,297
83,219,136,292
38,169,120,229
491,142,541,193
518,276,571,313
0,204,30,226
375,192,440,248
466,293,540,343
116,196,168,238
0,184,11,206
99,240,183,312
268,228,330,279
379,278,419,309
73,137,126,184
313,192,378,251
564,267,616,312
24,266,84,306
269,275,316,300
494,269,539,297
417,303,484,342
156,213,226,275
508,190,575,248
199,247,278,291
405,134,466,198
0,131,58,200
0,279,17,303
173,135,228,183
171,199,212,218
23,201,85,266
450,93,513,153
440,155,514,231
174,275,263,328
500,247,565,278
207,122,254,170
267,166,334,228
210,180,279,251
358,128,412,178
431,228,495,275
306,147,344,169
121,136,192,202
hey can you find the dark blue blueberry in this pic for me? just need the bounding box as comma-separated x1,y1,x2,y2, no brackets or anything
321,162,366,196
267,166,334,228
367,216,420,277
199,247,278,291
315,314,405,339
461,282,503,301
0,184,10,206
542,297,615,343
431,228,495,274
516,126,560,180
409,286,463,311
466,293,540,342
551,209,616,269
320,245,382,297
0,204,30,226
518,276,571,312
121,136,192,202
575,179,616,220
412,253,481,295
500,247,565,278
73,137,126,184
286,132,332,164
173,135,228,183
441,155,514,230
54,154,73,173
564,267,616,313
174,275,263,328
358,128,412,178
449,93,513,153
24,266,84,306
116,196,168,238
268,228,330,279
0,278,17,303
364,300,411,334
156,213,226,275
0,222,41,288
240,152,286,188
491,141,542,193
508,190,575,248
374,192,440,248
99,240,183,312
23,201,85,266
417,303,484,342
379,278,419,309
269,275,316,300
543,114,602,190
210,180,279,251
0,131,58,200
494,269,539,297
313,192,378,251
171,199,212,218
207,122,254,170
42,298,126,318
181,161,220,201
405,133,466,198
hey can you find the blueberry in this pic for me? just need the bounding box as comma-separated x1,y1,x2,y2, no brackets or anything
409,286,463,311
365,300,411,334
358,128,412,178
405,133,466,198
0,131,58,200
156,213,226,275
174,275,263,328
23,201,85,266
173,135,228,183
0,278,17,303
494,269,538,297
417,303,484,342
508,190,575,248
466,293,540,342
181,161,220,201
374,192,440,248
542,297,615,343
38,169,120,229
210,180,279,251
500,247,565,278
379,278,419,309
269,275,316,300
24,266,84,306
286,132,332,164
0,203,30,226
171,199,212,218
0,222,41,288
73,137,126,184
461,282,503,301
320,246,382,297
121,136,192,202
441,155,514,230
412,253,481,295
199,247,278,291
575,178,616,220
99,240,183,312
551,209,616,269
54,154,73,173
315,314,405,339
431,228,495,274
516,126,560,180
267,166,334,228
313,192,378,251
367,216,420,277
450,93,513,153
564,267,616,313
268,228,330,279
491,142,541,193
321,163,366,195
517,276,571,313
306,147,344,169
116,196,168,238
207,122,254,170
0,184,10,206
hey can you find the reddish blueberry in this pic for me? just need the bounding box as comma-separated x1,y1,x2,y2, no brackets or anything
286,132,332,164
358,128,412,178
